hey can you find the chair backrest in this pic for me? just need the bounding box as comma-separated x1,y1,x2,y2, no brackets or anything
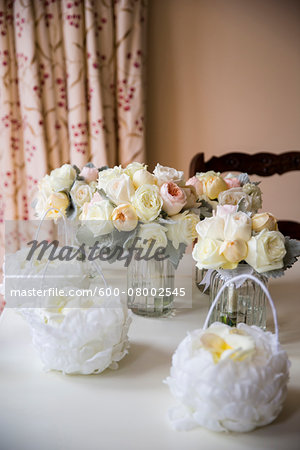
189,151,300,240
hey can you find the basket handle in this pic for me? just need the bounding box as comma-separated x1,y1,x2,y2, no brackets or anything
203,273,279,344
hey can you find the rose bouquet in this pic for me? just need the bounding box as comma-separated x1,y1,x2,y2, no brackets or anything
34,162,202,267
192,202,300,327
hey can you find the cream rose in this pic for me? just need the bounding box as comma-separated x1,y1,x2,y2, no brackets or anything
196,216,225,241
79,166,99,183
192,238,227,269
224,212,252,241
153,163,185,186
160,182,187,216
137,223,168,258
45,192,70,219
111,204,138,232
218,187,253,212
49,164,76,192
197,171,228,200
252,212,277,232
132,184,163,222
132,169,157,189
243,183,262,213
124,162,145,178
105,173,135,205
70,181,92,209
80,199,114,236
245,229,286,273
97,166,124,191
219,239,248,264
167,211,199,249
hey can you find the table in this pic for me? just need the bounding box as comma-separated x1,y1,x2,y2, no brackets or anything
0,255,300,450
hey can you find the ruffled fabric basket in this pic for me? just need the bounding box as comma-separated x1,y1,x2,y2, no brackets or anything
21,293,132,375
1,215,132,375
165,274,290,433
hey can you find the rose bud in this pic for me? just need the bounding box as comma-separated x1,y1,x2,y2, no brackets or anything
220,239,248,264
252,212,278,233
112,204,138,232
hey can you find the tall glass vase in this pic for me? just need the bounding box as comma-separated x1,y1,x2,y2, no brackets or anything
209,266,267,329
127,257,175,317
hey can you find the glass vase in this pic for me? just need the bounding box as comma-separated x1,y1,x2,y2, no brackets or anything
209,267,267,329
127,256,175,317
195,267,210,294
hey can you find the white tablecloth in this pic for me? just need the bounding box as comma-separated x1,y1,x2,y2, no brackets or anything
0,255,300,450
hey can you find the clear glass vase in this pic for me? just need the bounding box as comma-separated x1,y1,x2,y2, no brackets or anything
127,257,175,317
209,267,267,329
195,267,210,294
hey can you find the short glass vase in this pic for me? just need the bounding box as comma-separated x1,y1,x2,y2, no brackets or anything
209,267,267,329
127,256,175,317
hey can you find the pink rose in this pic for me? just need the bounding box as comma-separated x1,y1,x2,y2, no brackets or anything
160,181,187,216
186,176,204,197
216,204,238,219
224,177,241,189
80,166,99,183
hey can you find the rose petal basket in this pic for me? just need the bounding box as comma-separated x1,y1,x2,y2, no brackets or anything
165,274,290,433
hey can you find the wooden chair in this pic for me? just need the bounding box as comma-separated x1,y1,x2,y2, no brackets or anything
189,151,300,240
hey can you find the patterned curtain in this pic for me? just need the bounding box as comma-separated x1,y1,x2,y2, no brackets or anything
0,0,147,269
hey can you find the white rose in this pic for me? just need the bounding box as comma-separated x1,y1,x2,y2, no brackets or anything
218,188,253,212
224,212,252,241
70,181,92,209
245,229,286,273
167,211,199,249
132,169,157,188
49,164,77,192
192,238,227,269
80,199,114,236
105,173,135,205
137,223,168,258
97,165,124,191
153,163,185,186
196,216,225,240
124,162,146,178
132,184,162,222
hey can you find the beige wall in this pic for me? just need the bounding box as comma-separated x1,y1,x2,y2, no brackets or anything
146,0,300,220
